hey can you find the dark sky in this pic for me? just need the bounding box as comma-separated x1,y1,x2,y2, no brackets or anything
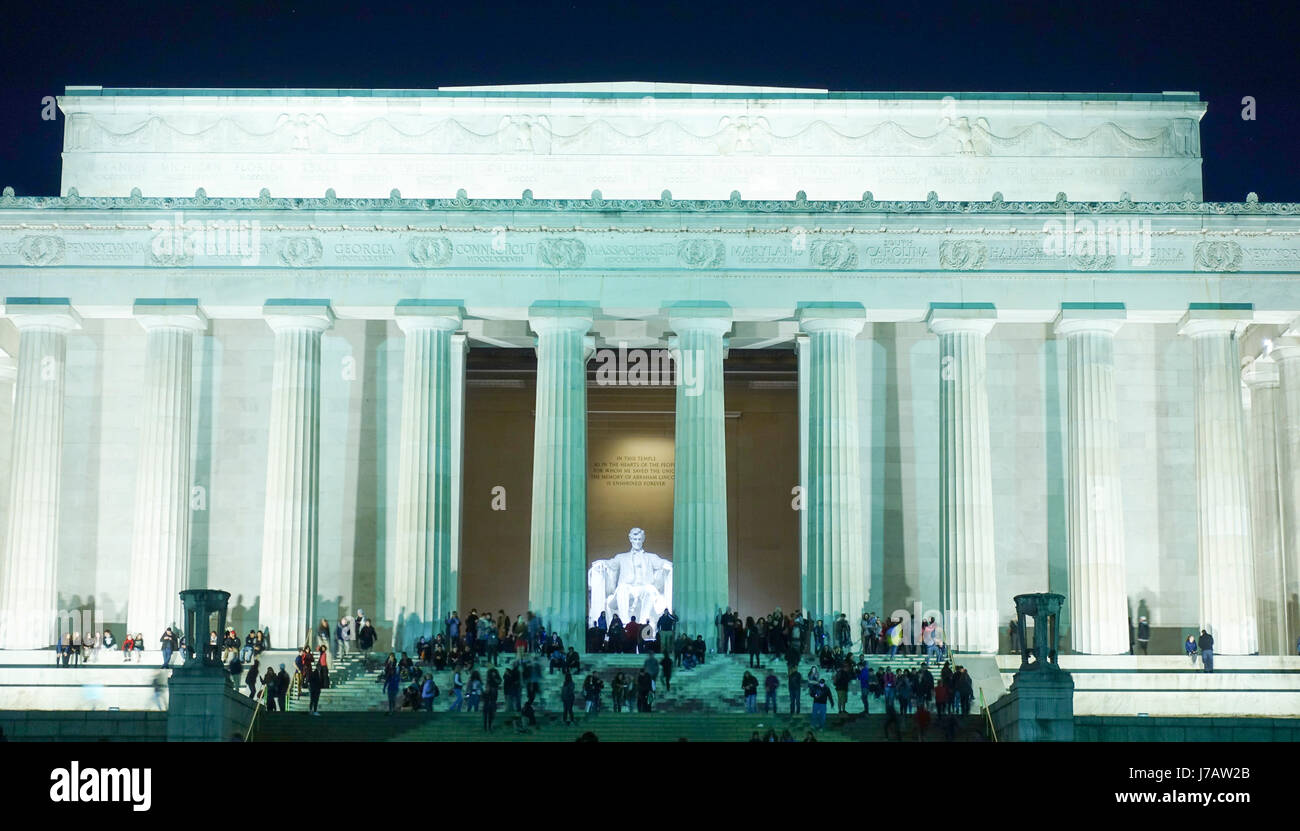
1,0,1295,201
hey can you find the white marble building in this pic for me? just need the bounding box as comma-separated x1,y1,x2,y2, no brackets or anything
0,83,1297,656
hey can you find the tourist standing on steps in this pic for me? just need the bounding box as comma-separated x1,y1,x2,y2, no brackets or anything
833,663,852,714
612,671,627,713
636,667,654,712
380,662,399,714
956,667,974,714
763,670,779,714
1008,617,1019,654
787,667,802,714
808,676,830,729
160,627,177,667
246,660,260,700
275,664,289,712
857,662,871,714
421,674,439,712
747,618,763,668
466,670,483,712
449,666,465,711
262,665,278,711
660,652,673,692
658,608,678,660
1136,617,1151,655
742,670,758,713
1198,629,1215,673
834,613,851,651
483,668,500,730
560,671,576,725
307,665,323,715
336,616,352,659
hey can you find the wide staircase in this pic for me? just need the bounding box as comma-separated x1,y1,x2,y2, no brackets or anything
257,648,990,741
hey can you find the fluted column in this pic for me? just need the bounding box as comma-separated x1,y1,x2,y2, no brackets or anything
1242,355,1286,655
392,303,462,651
1270,334,1300,650
669,307,731,640
798,305,868,628
1056,308,1129,654
1179,308,1257,654
928,305,998,653
258,302,333,651
126,302,206,644
0,301,80,649
0,350,15,573
527,305,593,649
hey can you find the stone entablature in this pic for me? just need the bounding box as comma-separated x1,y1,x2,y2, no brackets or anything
55,85,1207,201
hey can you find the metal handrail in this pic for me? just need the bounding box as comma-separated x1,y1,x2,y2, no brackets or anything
979,686,998,742
243,686,267,742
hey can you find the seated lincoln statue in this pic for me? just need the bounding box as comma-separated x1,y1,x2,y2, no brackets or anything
588,527,673,637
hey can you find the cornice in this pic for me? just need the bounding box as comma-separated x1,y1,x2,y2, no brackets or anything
2,187,1297,217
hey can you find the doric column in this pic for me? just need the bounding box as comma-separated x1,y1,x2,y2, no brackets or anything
527,305,593,649
258,301,333,651
0,301,80,649
0,349,15,571
797,304,868,629
668,306,731,640
1055,306,1129,654
927,304,998,653
1270,333,1300,650
126,302,206,644
1178,307,1257,655
1242,354,1287,655
392,303,463,651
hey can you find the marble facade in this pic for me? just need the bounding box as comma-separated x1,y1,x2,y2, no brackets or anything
0,84,1297,657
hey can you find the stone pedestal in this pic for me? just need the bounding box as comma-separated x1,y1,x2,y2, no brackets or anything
668,307,731,640
928,305,998,653
126,302,206,645
258,302,333,651
798,305,868,627
0,301,80,649
166,666,257,742
392,304,463,650
1179,308,1257,654
527,305,593,648
988,669,1076,742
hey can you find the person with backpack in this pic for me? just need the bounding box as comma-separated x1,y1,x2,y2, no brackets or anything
420,675,439,712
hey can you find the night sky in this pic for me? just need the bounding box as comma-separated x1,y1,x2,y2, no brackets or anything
1,0,1296,201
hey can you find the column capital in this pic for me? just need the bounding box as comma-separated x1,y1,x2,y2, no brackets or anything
798,303,866,336
528,303,594,336
1242,355,1280,388
1177,305,1252,338
394,301,463,334
263,300,334,333
1267,336,1300,363
667,303,732,337
926,303,996,337
133,300,207,333
3,298,81,332
1054,303,1126,337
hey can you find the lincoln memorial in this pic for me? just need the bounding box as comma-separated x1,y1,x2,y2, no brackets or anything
1,82,1298,663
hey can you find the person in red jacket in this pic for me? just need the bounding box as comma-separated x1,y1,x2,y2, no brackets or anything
624,617,641,654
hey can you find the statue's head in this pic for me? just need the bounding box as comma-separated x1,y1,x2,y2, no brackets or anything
628,527,646,549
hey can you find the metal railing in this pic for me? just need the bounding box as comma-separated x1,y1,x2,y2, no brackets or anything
979,686,998,742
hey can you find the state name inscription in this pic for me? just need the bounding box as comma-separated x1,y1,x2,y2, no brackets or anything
591,455,675,488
